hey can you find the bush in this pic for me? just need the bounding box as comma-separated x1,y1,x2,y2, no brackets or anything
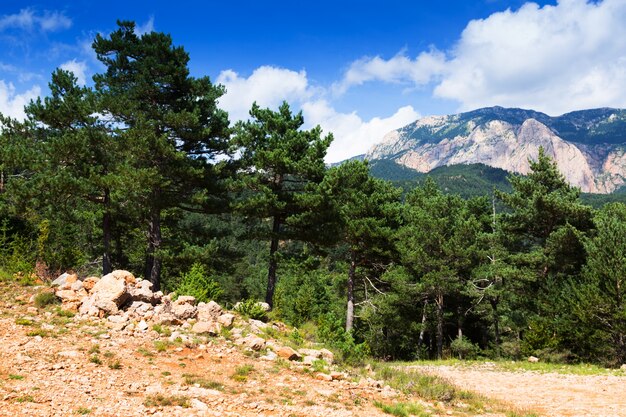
174,263,223,303
234,298,268,321
34,291,59,308
450,336,480,360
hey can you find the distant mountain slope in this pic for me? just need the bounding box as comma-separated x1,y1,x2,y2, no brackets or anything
365,106,626,194
368,160,626,207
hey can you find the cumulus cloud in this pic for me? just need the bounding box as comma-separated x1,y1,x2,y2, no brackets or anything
337,0,626,115
0,9,71,33
0,81,41,120
333,49,446,95
217,66,313,121
302,100,419,163
60,59,87,85
217,65,418,162
434,0,626,114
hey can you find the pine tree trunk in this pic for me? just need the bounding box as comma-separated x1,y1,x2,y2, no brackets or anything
417,299,428,359
345,249,357,332
490,297,501,357
436,292,444,360
145,189,162,291
265,215,281,309
102,188,112,275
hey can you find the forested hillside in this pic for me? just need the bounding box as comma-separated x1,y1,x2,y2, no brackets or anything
2,21,626,366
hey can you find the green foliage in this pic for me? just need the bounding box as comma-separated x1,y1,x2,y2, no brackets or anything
34,292,59,308
232,101,333,306
373,401,428,417
173,263,223,303
234,298,268,321
450,336,480,360
317,313,369,365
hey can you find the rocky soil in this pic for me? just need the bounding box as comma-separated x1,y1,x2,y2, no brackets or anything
0,275,453,417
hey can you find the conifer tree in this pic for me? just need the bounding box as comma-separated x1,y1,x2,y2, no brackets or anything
233,102,332,308
92,21,230,288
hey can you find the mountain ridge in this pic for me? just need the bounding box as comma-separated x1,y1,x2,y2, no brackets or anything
364,106,626,194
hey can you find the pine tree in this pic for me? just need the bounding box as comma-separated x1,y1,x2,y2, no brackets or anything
232,101,332,308
318,160,401,331
92,21,230,288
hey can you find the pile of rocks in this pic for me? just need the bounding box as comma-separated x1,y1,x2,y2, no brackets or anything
53,270,237,334
52,270,339,370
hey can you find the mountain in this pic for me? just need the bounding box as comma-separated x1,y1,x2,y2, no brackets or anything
365,106,626,194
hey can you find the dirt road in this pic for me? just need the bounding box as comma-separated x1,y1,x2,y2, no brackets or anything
412,363,626,417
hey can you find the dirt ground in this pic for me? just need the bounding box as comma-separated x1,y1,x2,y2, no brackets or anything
412,363,626,417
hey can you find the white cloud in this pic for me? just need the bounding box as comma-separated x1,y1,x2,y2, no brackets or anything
0,9,71,33
135,16,155,35
434,0,626,114
302,100,419,163
217,66,313,122
0,81,41,120
60,59,87,85
217,65,418,162
333,49,446,95
336,0,626,115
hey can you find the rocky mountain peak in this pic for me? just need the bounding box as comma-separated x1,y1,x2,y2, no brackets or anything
364,107,626,194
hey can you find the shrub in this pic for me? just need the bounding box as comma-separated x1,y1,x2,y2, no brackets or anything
174,263,223,303
450,336,480,360
34,291,59,308
234,298,268,321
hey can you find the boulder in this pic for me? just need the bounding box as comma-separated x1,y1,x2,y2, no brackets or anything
242,335,266,351
191,321,221,336
528,356,539,363
302,356,318,366
129,281,158,304
82,276,100,292
197,301,222,321
55,289,80,302
70,280,84,292
171,302,197,320
90,272,130,307
109,270,136,285
299,349,323,359
175,295,196,305
217,313,235,328
58,274,79,290
276,346,301,361
94,298,119,315
248,319,268,333
51,272,71,287
320,348,334,364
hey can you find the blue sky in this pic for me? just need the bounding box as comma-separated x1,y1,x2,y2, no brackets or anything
1,0,625,161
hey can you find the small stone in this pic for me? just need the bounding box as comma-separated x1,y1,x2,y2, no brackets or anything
217,313,235,328
137,320,149,331
197,301,223,321
175,296,196,305
190,398,209,410
330,371,345,381
276,346,301,361
315,373,333,382
243,335,266,351
171,303,197,320
528,356,539,363
192,321,221,336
